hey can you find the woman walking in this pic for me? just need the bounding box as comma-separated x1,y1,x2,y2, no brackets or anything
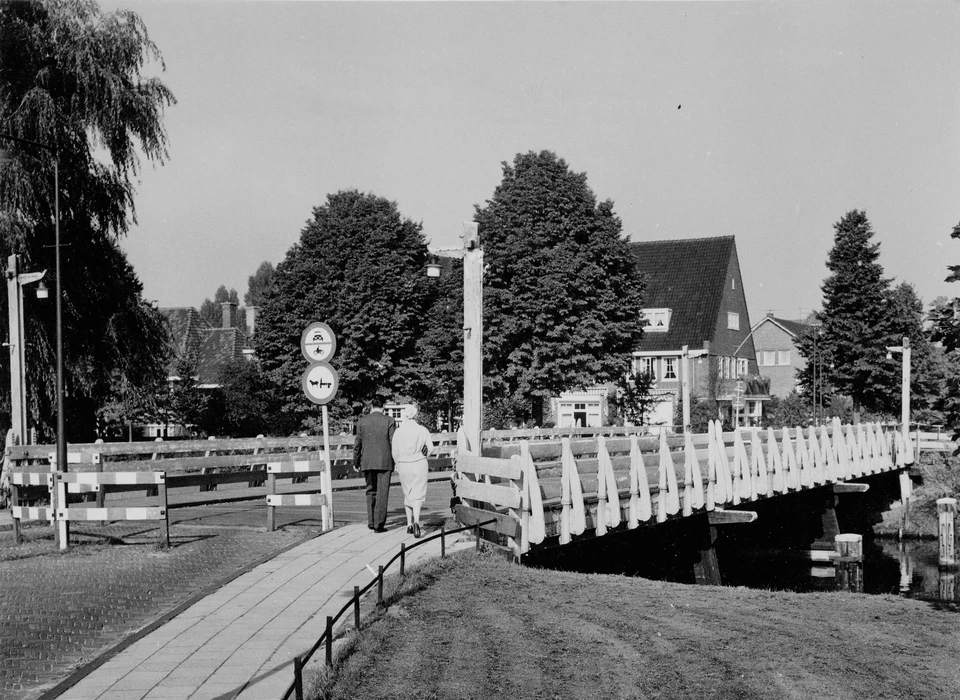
391,404,434,538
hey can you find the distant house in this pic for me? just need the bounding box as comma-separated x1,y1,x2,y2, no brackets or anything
551,235,769,429
142,302,258,438
752,314,811,397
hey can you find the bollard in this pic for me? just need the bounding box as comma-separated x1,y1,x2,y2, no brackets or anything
377,565,384,605
937,498,957,569
441,523,446,558
354,585,360,629
400,543,406,575
475,522,481,551
834,533,863,593
939,570,957,602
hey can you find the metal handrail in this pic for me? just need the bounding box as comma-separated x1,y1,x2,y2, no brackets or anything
280,517,496,700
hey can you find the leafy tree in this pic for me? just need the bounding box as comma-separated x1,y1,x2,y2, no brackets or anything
474,151,646,425
255,190,432,431
615,372,661,426
886,282,941,414
199,285,239,326
0,0,175,441
208,358,295,437
167,354,207,436
929,222,960,448
795,210,899,422
245,261,275,307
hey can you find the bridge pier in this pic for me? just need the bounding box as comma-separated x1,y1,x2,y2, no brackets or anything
693,509,758,586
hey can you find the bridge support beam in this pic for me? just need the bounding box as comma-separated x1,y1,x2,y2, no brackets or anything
693,510,758,586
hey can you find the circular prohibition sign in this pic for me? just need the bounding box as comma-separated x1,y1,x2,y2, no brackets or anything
302,361,339,405
301,322,337,363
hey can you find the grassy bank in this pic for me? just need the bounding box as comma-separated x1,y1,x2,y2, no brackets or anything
313,550,959,700
877,451,960,537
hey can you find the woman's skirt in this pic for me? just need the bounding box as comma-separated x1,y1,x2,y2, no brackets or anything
396,458,429,507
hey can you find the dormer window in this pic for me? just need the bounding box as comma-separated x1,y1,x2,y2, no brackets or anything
641,308,672,332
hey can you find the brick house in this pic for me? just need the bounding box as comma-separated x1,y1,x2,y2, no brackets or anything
552,236,769,429
751,314,811,397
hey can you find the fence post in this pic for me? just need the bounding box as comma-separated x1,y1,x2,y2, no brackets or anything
294,656,304,700
377,565,384,605
441,523,446,558
354,585,361,629
400,543,406,575
325,615,333,667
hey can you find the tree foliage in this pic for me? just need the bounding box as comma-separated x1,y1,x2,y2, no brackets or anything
929,222,960,446
199,285,239,326
474,151,646,424
795,210,899,419
255,190,432,431
0,0,175,441
614,372,661,426
245,261,275,307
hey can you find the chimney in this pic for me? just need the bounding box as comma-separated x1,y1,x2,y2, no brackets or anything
221,301,237,329
245,306,258,337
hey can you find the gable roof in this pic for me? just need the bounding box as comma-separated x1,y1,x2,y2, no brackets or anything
629,236,736,352
160,307,252,386
754,315,810,338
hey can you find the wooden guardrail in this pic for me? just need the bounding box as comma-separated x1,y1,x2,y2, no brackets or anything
455,419,916,557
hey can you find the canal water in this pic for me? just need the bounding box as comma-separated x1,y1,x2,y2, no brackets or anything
528,525,958,602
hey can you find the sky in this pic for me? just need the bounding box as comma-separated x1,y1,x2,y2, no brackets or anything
110,1,960,323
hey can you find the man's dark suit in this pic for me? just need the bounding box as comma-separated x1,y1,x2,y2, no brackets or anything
354,409,396,530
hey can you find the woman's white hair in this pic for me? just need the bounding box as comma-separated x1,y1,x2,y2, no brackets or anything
403,404,419,420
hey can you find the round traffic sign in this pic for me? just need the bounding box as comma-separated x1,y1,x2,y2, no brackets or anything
301,322,337,363
302,362,339,405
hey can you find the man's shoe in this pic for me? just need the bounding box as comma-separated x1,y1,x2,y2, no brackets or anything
406,525,414,534
367,525,375,530
413,523,421,539
374,526,387,533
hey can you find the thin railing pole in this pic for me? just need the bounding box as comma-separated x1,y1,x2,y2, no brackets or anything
294,656,304,700
377,565,384,605
325,616,333,667
400,542,406,575
441,523,446,558
475,522,481,551
354,585,361,628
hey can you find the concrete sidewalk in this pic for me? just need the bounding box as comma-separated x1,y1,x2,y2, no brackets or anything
52,520,473,700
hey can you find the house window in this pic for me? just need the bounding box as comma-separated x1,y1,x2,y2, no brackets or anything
762,351,776,366
727,312,740,330
777,350,791,365
663,358,677,380
641,308,672,332
737,358,747,376
636,357,656,379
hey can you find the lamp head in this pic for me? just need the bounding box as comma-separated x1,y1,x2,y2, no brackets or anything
426,263,441,278
35,281,48,300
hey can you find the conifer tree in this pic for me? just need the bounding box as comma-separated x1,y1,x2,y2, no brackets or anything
796,210,898,421
474,151,646,425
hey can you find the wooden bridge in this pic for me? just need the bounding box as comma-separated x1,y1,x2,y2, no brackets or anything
453,419,923,585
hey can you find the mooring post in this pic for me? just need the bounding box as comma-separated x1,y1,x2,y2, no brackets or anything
937,498,957,569
693,519,722,586
834,533,863,593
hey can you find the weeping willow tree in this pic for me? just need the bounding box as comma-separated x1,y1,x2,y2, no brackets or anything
0,0,175,441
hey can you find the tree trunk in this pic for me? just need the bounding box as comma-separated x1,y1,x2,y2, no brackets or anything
532,396,544,427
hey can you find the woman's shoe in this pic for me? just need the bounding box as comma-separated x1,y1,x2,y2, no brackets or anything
413,523,422,539
406,525,414,534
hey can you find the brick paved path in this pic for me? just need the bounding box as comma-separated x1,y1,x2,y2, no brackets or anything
0,523,313,700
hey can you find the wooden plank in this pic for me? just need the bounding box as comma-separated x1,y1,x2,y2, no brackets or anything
833,482,869,493
457,455,521,480
454,504,520,538
58,506,165,521
265,494,326,507
707,509,758,525
453,478,521,509
58,471,164,485
12,506,55,521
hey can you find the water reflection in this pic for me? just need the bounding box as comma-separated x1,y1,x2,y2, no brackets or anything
876,539,958,602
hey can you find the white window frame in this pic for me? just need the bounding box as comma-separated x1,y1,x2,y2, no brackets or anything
727,312,740,331
637,356,657,379
663,357,677,381
777,350,791,365
736,358,748,376
641,308,672,333
762,351,776,366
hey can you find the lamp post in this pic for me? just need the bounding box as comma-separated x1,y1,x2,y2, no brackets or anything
5,254,47,445
886,336,912,535
0,134,67,482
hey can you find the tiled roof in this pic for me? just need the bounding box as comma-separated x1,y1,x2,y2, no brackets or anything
771,316,810,337
628,236,735,352
160,308,251,386
196,328,248,385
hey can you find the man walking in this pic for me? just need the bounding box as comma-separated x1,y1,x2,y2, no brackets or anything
354,403,396,532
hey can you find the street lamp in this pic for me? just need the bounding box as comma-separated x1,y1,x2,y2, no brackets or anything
5,254,47,445
0,134,67,482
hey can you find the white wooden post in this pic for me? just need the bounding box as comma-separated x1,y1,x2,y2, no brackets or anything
681,345,691,433
462,222,483,454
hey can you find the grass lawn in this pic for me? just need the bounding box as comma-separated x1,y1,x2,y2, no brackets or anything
313,550,960,700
